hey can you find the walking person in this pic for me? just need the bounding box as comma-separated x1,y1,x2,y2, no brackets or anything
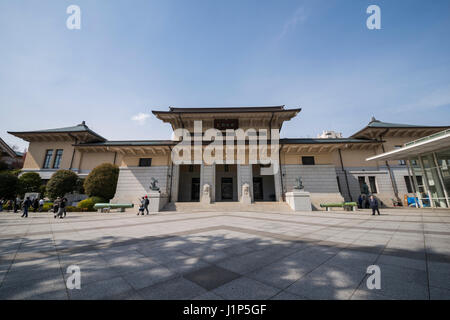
32,198,39,213
137,197,145,216
369,195,380,216
21,197,31,218
53,197,61,218
0,198,4,212
38,198,44,212
62,197,68,217
144,195,149,215
57,197,66,219
14,197,21,213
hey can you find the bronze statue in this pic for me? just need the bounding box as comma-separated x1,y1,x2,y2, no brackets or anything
294,177,304,190
149,178,160,191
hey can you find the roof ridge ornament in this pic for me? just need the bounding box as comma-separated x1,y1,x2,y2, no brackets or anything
370,116,380,123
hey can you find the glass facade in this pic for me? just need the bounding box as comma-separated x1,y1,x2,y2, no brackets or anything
407,148,450,208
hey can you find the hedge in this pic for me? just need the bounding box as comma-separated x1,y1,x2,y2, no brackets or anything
77,196,105,211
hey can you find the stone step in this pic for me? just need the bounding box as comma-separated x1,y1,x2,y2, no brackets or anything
162,201,293,213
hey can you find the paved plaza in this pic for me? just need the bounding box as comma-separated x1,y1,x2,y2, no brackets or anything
0,207,450,300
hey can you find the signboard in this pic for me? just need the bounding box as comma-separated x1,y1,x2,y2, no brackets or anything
214,119,239,130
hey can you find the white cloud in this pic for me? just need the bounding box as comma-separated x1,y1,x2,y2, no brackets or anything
131,112,150,125
278,7,308,40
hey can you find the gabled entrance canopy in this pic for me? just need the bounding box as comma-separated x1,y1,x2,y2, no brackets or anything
152,106,301,131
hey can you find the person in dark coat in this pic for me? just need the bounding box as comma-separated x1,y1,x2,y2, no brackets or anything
144,196,149,215
369,195,380,216
357,195,363,209
21,197,31,218
57,197,66,219
32,198,39,212
62,197,68,217
13,197,21,213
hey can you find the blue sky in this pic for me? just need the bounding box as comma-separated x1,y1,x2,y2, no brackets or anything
1,0,449,151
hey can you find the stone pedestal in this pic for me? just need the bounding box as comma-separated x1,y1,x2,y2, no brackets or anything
201,184,212,204
240,183,252,204
286,190,312,211
148,191,168,212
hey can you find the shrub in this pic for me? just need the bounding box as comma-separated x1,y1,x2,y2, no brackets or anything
77,196,105,211
65,206,78,212
0,172,19,199
42,202,54,212
84,163,119,201
46,170,78,200
18,172,42,196
39,185,47,198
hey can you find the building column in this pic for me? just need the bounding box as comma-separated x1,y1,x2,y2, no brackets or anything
432,152,450,208
274,168,282,202
171,164,180,202
237,164,253,202
418,156,435,208
406,159,419,208
200,163,215,203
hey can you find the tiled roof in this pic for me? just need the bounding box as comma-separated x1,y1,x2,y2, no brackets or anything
8,122,107,142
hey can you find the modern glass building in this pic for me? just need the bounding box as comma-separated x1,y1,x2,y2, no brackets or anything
367,129,450,208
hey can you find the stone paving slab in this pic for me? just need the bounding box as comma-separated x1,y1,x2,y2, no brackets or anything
0,208,450,300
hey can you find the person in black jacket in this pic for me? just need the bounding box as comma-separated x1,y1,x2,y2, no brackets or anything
144,196,149,215
57,197,66,219
369,195,380,216
21,197,31,218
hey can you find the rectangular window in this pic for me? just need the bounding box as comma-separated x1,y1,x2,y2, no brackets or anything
139,158,152,167
358,176,366,193
302,156,315,165
43,150,53,169
416,175,425,193
404,176,413,193
368,176,378,194
53,149,63,169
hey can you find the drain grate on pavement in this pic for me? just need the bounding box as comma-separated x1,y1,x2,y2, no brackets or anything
183,265,241,291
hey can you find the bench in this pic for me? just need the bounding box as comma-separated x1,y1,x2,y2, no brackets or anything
320,202,358,212
93,203,134,213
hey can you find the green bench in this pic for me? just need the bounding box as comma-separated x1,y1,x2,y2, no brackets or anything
320,202,358,212
93,203,134,213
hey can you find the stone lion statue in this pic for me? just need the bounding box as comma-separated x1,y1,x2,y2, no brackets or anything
242,183,250,196
203,184,210,196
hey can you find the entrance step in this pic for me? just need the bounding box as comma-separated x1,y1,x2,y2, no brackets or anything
162,201,293,213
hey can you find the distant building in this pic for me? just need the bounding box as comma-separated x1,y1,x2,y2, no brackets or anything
0,137,24,169
317,131,343,139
